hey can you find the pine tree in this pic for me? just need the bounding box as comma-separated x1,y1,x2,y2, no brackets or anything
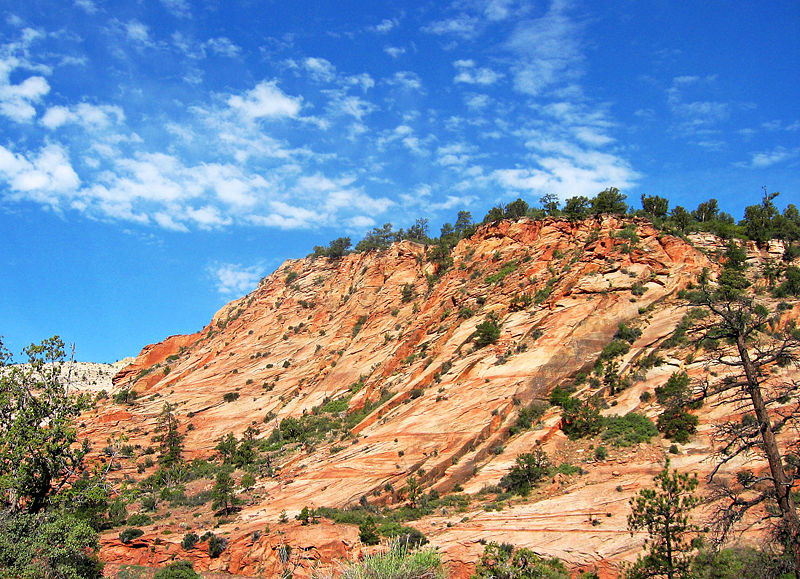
627,462,699,579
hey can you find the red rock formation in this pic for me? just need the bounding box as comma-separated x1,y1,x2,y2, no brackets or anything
80,217,796,577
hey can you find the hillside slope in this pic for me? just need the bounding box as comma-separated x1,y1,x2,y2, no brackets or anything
84,216,794,577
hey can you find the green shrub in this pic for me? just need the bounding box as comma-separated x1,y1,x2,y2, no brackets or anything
474,317,501,348
474,542,568,579
485,261,517,284
340,543,442,579
561,399,604,439
153,560,200,579
602,413,658,447
126,513,152,527
285,271,298,285
181,532,199,550
655,372,691,406
657,407,698,443
614,322,642,344
599,339,630,361
500,449,550,496
359,518,380,545
401,284,415,303
223,392,239,403
119,528,144,544
352,315,368,337
207,534,227,558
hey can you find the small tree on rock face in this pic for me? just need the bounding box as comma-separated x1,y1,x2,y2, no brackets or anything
474,315,501,348
156,402,183,467
500,449,551,496
211,467,237,515
626,462,700,579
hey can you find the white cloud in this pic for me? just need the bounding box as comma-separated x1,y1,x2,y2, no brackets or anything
453,59,503,85
0,144,80,204
160,0,191,18
205,37,241,57
227,81,302,120
0,48,50,123
506,1,583,96
745,147,800,168
371,18,399,34
423,14,480,39
209,263,265,295
485,0,516,21
384,46,406,59
387,71,423,91
304,57,336,82
41,103,125,130
125,20,150,43
73,0,97,14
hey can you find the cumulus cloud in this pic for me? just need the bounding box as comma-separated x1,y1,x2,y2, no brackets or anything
41,103,125,130
0,143,80,204
209,262,265,295
227,81,302,120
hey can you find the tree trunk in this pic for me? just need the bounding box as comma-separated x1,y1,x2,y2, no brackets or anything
737,337,800,573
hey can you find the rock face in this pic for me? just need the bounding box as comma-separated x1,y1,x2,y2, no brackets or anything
86,217,791,577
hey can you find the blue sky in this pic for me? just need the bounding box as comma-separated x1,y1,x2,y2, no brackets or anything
1,0,798,362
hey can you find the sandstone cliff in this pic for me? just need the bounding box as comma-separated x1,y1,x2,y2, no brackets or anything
86,216,794,578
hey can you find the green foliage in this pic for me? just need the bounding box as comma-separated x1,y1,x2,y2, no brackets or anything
641,194,669,219
602,413,658,447
181,532,199,550
126,513,152,527
774,266,800,298
626,462,699,579
615,322,642,344
401,283,416,303
313,237,352,258
563,196,590,221
223,391,239,402
153,560,201,579
0,337,93,514
211,467,238,515
654,372,699,443
207,533,227,558
113,387,138,405
692,546,796,579
155,402,183,467
359,518,380,545
500,449,551,496
119,527,144,543
353,314,368,337
340,543,442,579
509,402,548,436
473,542,569,579
561,398,604,439
0,510,104,579
655,372,691,407
474,316,502,348
599,339,631,361
656,408,699,444
591,187,628,215
485,261,517,284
